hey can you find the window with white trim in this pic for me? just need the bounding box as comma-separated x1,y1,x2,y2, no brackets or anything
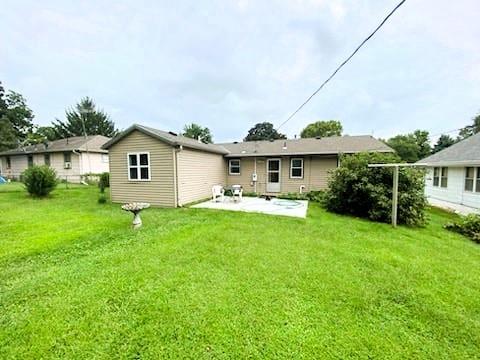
290,158,303,179
465,167,474,192
229,159,240,175
128,153,150,181
433,167,440,186
440,167,448,188
476,168,480,193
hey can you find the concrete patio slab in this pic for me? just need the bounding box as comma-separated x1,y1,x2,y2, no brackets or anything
191,196,308,218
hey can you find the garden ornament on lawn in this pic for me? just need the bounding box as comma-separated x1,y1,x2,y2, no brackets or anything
121,202,150,229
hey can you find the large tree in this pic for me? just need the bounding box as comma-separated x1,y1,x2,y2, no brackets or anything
386,130,431,163
0,118,17,151
52,97,117,139
300,120,343,138
182,123,213,144
244,122,286,142
432,134,455,154
458,113,480,140
0,81,35,150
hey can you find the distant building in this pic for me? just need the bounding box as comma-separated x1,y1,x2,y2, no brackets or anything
419,132,480,214
0,135,110,183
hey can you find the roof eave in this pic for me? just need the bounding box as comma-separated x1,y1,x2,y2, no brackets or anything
224,149,393,158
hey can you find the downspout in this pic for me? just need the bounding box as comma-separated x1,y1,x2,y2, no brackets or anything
72,149,83,184
173,145,182,207
254,156,257,194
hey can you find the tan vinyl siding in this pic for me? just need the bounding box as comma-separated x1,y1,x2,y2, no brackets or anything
226,155,337,194
226,157,264,193
308,156,337,189
176,148,226,206
0,155,28,179
0,152,82,182
108,130,176,207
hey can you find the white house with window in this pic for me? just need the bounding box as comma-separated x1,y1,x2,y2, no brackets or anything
419,132,480,214
0,135,110,183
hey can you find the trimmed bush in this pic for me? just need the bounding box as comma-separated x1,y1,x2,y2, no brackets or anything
21,165,57,197
445,214,480,243
324,152,427,226
98,172,110,194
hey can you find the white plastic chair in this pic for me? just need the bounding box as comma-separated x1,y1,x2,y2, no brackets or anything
232,185,243,202
212,185,225,202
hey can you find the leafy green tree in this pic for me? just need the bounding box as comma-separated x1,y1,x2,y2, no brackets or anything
386,130,431,162
244,122,286,142
0,82,35,149
300,120,343,138
0,118,17,151
182,123,213,144
52,97,117,139
325,152,427,226
413,130,431,159
432,134,455,154
23,126,57,145
458,113,480,140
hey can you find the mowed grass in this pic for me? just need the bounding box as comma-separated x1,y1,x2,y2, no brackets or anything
0,184,479,359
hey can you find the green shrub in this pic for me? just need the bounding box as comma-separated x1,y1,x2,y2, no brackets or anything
305,190,327,204
278,192,308,200
98,172,110,194
325,152,427,226
445,214,480,243
243,192,258,197
98,194,107,204
21,165,58,197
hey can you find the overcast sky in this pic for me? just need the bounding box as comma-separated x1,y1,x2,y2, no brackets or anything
1,0,479,142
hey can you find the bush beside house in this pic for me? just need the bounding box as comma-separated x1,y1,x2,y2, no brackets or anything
324,152,427,226
21,165,57,197
445,215,480,243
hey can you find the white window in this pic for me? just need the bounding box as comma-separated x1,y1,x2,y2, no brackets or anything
476,168,480,193
229,159,240,175
433,167,439,186
440,167,448,188
465,167,474,192
290,158,303,179
102,154,109,163
128,153,150,181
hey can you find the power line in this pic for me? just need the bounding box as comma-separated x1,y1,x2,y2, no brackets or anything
277,0,408,131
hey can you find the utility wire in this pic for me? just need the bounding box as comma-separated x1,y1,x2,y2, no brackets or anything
277,0,408,131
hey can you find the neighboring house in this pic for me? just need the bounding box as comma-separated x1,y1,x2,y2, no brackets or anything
102,124,393,207
0,135,111,183
419,132,480,212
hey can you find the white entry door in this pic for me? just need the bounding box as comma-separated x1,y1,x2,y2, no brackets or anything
266,159,281,193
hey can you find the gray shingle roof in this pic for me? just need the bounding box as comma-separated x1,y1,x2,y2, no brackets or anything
0,135,110,156
419,132,480,165
219,135,393,157
102,124,230,154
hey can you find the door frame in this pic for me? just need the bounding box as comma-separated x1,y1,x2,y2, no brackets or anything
266,158,281,193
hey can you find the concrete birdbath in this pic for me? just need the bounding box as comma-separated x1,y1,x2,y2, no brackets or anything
122,202,150,229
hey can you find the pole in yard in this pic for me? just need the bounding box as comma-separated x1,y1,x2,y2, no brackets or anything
391,165,399,227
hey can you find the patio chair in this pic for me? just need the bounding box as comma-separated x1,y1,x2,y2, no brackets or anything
212,185,225,202
231,184,243,202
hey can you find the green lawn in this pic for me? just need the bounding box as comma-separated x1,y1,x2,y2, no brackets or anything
1,183,479,359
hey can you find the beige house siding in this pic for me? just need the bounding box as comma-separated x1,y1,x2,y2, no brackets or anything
0,152,105,182
226,155,337,194
176,148,226,206
108,130,176,207
80,152,109,175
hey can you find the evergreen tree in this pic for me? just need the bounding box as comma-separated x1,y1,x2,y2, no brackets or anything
52,97,117,139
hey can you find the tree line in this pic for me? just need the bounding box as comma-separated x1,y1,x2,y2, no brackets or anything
1,80,478,162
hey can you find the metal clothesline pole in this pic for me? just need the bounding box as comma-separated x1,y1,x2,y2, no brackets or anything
368,163,427,227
